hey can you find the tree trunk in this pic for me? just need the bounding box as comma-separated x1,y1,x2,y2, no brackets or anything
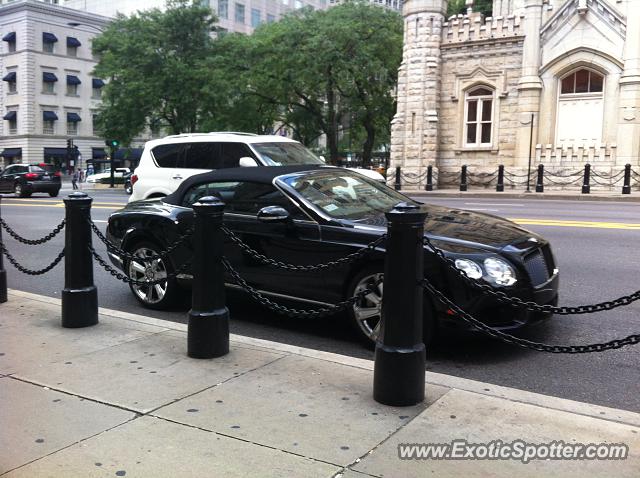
326,78,339,165
361,113,375,169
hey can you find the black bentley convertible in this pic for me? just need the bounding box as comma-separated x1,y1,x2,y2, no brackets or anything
106,165,559,345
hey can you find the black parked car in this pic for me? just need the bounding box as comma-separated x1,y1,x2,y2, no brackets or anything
106,166,559,345
0,163,62,197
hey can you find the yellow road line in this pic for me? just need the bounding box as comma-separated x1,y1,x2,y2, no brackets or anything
1,202,118,210
508,218,640,230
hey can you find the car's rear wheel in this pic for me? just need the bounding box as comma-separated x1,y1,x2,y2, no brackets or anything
49,190,59,197
126,241,179,309
347,267,436,348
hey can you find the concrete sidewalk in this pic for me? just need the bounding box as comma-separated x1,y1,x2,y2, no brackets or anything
1,290,639,477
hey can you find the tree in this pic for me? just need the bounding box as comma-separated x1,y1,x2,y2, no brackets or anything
447,0,492,17
92,0,217,144
210,3,403,165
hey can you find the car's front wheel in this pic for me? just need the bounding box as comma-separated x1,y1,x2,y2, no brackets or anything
124,182,133,195
126,241,179,309
14,183,29,198
347,267,436,348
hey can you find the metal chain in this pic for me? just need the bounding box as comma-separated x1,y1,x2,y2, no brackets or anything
0,240,64,275
422,235,640,315
89,246,190,285
0,218,65,245
222,227,386,271
421,278,640,353
87,217,194,262
222,257,375,319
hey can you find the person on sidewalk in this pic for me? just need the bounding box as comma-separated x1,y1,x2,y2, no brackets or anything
71,168,79,190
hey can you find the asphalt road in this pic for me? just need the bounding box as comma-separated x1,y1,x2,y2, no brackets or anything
2,186,639,412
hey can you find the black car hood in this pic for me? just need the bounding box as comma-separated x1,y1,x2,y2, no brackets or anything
354,204,535,251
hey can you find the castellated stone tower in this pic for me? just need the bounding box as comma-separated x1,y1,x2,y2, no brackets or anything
389,0,447,184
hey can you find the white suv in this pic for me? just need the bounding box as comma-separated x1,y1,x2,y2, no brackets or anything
128,132,384,202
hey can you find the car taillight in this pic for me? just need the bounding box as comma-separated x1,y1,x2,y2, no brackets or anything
54,171,61,177
24,173,38,179
131,174,138,185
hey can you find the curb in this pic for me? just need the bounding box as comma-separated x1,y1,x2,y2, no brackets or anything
7,288,640,428
405,191,640,202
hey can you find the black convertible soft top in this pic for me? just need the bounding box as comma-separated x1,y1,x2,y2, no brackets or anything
163,165,330,206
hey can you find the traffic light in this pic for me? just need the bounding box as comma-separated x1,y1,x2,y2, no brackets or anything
67,139,73,149
105,139,119,149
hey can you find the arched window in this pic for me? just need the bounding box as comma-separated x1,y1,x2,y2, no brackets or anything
557,69,604,144
464,86,494,146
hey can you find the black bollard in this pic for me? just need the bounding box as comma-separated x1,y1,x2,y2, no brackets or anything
622,164,631,194
394,166,401,191
425,165,433,191
496,165,504,192
460,165,468,191
535,164,544,193
0,197,7,303
188,196,229,358
582,164,591,194
61,192,98,328
373,202,427,406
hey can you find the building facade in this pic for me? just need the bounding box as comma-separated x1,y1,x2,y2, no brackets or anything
390,0,639,188
63,0,331,35
0,0,119,170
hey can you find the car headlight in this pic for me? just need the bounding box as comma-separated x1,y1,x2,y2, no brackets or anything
454,259,483,280
484,257,517,286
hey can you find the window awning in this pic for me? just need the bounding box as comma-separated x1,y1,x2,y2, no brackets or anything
1,148,21,158
92,78,105,88
2,32,15,42
3,111,16,121
114,148,143,161
44,147,68,158
66,75,81,85
66,36,81,47
42,72,58,82
43,111,58,121
3,72,16,82
67,112,81,122
42,32,58,43
92,147,107,159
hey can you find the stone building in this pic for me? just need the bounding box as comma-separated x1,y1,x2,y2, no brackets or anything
390,0,639,189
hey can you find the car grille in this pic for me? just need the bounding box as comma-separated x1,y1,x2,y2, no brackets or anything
524,245,554,286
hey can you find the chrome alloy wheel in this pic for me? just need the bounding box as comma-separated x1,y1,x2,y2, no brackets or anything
128,247,168,305
352,273,383,342
14,183,22,197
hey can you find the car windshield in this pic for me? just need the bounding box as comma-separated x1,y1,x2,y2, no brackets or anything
252,142,324,166
278,170,416,220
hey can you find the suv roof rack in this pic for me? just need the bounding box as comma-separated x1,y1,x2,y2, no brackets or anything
207,131,259,136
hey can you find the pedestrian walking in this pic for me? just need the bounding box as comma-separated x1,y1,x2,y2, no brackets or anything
71,168,79,190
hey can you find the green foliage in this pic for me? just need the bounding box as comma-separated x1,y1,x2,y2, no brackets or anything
209,2,403,164
92,0,217,144
447,0,492,17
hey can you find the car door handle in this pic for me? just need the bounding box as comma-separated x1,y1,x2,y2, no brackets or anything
172,175,183,180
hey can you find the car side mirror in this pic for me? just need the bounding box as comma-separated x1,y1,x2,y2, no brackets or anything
239,157,258,167
257,205,290,223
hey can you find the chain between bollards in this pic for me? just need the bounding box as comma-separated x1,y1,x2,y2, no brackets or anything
187,196,230,359
61,192,98,328
0,197,7,303
373,201,427,407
